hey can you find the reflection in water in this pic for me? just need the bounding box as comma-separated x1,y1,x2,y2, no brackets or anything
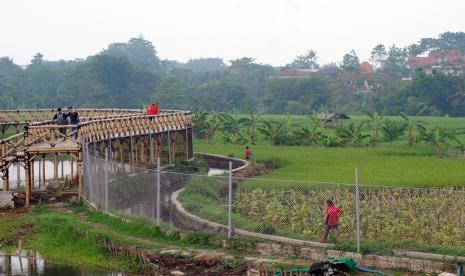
1,160,77,189
0,251,127,275
207,168,227,176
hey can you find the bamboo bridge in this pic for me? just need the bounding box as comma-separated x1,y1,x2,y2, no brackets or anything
0,109,193,206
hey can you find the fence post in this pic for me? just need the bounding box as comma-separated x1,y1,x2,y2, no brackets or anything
167,131,171,164
355,167,361,253
156,157,161,226
149,130,153,164
85,144,92,204
105,147,109,213
228,161,233,240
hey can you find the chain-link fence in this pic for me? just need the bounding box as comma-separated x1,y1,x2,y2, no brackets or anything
82,145,465,258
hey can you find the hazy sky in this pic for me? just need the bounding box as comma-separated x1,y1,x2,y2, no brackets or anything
1,0,465,66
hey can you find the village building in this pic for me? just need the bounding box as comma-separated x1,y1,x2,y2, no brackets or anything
408,50,465,76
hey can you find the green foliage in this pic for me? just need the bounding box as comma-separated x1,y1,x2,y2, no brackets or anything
342,49,360,72
258,120,290,146
167,157,209,174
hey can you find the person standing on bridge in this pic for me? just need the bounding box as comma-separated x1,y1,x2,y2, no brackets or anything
68,106,79,139
53,107,68,136
147,103,157,116
154,102,159,115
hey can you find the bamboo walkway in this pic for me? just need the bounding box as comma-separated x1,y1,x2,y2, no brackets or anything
0,109,194,206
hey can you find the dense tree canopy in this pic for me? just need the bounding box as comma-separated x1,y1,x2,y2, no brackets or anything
2,32,465,116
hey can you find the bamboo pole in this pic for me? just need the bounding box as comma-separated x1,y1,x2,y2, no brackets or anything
25,158,30,206
54,154,58,181
2,169,9,192
70,155,74,178
41,154,46,190
31,159,35,191
120,141,124,163
78,151,83,200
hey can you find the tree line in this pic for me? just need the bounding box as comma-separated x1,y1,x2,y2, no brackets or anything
1,33,465,116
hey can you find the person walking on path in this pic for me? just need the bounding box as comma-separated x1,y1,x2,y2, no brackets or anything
53,107,68,136
68,106,80,139
245,146,252,160
321,200,343,243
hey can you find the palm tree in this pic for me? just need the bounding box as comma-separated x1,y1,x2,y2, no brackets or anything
335,122,370,147
399,112,426,146
258,120,289,146
364,111,384,147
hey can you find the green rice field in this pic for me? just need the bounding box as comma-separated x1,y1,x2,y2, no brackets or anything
195,114,465,188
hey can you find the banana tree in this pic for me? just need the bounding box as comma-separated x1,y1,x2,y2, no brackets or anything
382,120,406,144
218,113,247,144
293,119,324,146
364,111,384,147
258,120,289,146
420,127,451,154
399,112,426,146
238,111,262,144
335,122,370,147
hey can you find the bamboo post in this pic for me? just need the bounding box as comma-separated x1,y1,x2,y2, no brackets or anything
119,141,124,163
105,147,108,213
25,159,31,206
78,151,83,200
60,160,64,181
149,131,153,164
54,154,58,181
16,163,20,189
70,155,74,178
185,128,189,159
156,157,160,225
2,169,9,192
31,160,35,191
135,139,139,166
228,161,233,240
167,131,171,164
41,154,46,190
172,132,177,163
355,167,361,253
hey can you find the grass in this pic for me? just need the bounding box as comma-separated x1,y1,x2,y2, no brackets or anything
0,203,243,274
196,140,465,188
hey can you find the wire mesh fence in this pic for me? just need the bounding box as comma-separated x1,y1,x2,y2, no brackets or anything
82,145,465,257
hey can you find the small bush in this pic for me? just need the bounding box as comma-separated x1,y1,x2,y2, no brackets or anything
167,157,209,174
256,157,286,169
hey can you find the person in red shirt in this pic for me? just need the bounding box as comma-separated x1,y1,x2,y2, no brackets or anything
245,146,252,160
147,103,157,116
154,102,159,115
321,200,343,243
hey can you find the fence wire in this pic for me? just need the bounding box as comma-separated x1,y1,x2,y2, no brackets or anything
82,146,465,257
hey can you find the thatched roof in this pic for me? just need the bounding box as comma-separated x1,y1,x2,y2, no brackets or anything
317,113,351,121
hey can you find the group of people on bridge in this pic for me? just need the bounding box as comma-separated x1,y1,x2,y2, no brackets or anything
53,107,79,138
